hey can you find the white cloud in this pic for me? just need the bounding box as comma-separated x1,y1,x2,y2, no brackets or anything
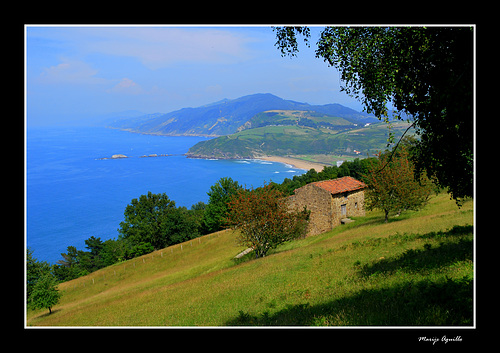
82,27,253,69
106,78,144,95
37,58,109,85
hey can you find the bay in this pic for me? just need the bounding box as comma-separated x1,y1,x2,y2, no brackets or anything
26,126,306,264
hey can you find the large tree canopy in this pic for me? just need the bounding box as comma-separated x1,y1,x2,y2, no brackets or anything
118,191,198,250
273,26,473,202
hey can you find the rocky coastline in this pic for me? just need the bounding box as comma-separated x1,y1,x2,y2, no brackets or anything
97,153,172,160
185,153,327,171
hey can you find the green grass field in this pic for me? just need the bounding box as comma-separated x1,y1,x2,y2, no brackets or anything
27,193,473,326
188,121,414,159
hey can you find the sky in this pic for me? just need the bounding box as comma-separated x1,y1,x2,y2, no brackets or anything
26,25,366,126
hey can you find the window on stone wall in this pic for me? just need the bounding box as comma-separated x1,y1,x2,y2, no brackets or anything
343,192,348,200
355,202,358,209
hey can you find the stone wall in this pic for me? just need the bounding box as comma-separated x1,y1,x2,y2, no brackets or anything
287,184,366,237
288,184,333,236
330,189,366,227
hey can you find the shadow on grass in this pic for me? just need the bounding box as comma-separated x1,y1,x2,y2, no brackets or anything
359,238,473,278
226,277,473,326
31,308,62,321
225,225,473,326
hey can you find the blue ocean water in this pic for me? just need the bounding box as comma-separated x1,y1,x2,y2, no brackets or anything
26,126,306,264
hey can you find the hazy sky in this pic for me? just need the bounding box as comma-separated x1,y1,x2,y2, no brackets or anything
26,25,365,126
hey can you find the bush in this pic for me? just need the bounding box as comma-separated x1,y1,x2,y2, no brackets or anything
226,183,310,258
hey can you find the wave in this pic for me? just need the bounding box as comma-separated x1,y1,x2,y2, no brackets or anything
252,159,273,165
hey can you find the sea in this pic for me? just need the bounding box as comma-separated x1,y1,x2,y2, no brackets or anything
26,126,307,264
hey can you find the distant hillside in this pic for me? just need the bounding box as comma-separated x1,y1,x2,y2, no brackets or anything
237,110,355,132
107,93,377,136
187,117,414,160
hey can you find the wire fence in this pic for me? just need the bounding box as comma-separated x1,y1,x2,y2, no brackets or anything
65,230,229,290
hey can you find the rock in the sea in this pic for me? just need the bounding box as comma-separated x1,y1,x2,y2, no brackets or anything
111,154,128,159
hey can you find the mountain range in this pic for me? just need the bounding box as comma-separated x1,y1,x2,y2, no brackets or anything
107,93,378,137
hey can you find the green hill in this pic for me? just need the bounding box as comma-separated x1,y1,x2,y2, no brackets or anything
187,115,414,160
27,193,473,326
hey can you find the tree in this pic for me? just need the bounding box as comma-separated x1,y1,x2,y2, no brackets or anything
101,238,127,266
273,26,473,203
84,236,105,271
226,183,310,258
56,245,78,268
53,246,80,282
26,248,51,303
29,273,61,314
119,191,198,250
202,177,242,233
125,241,155,259
364,147,434,222
119,192,177,249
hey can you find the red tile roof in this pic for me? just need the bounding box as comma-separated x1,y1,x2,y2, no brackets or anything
313,176,367,195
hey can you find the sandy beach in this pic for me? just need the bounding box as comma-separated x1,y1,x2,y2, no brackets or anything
258,156,327,172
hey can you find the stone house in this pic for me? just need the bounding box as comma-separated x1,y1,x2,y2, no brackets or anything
288,176,367,236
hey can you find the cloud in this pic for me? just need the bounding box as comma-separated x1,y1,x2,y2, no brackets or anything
106,78,144,95
83,27,253,69
37,58,109,85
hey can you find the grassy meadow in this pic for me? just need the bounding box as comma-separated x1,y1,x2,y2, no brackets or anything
27,193,473,326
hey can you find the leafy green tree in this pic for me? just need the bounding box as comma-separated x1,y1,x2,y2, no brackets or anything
26,248,51,302
119,191,199,250
202,177,242,233
84,236,105,271
119,192,177,249
364,147,434,222
53,246,80,282
29,273,61,314
125,242,155,259
273,26,473,203
101,238,126,266
226,183,310,258
56,246,78,268
190,201,207,233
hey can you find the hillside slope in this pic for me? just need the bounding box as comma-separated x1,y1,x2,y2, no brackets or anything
27,193,473,326
187,119,414,159
107,93,377,136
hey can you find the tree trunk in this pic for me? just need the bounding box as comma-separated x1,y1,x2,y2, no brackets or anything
384,210,389,223
48,306,52,314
